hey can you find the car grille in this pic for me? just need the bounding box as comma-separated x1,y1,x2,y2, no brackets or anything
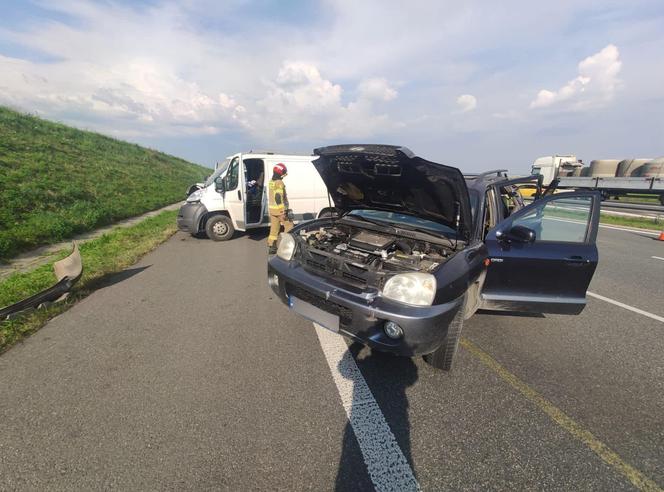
299,250,369,289
286,283,353,327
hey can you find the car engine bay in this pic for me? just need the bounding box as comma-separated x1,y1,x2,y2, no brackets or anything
294,222,458,288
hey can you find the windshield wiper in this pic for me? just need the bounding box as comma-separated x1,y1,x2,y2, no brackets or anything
391,223,457,248
340,214,394,229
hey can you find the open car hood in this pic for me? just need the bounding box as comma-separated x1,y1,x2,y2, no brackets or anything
313,145,472,239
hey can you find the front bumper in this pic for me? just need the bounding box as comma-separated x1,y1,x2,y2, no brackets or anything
268,256,464,356
177,202,207,233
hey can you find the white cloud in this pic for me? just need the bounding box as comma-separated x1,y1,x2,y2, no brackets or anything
530,44,622,110
0,54,246,136
358,78,398,101
251,61,398,140
456,94,477,112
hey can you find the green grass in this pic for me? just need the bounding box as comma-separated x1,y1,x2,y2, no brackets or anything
544,205,662,231
605,194,661,205
0,106,209,261
0,209,178,352
598,213,663,231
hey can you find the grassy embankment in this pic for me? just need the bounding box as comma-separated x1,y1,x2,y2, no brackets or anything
548,202,662,231
0,210,178,352
597,213,662,231
0,106,209,261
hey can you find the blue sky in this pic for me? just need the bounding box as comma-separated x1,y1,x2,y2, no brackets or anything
1,0,663,171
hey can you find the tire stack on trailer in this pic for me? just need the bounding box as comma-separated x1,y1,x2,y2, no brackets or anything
615,158,652,177
637,157,664,177
588,159,620,177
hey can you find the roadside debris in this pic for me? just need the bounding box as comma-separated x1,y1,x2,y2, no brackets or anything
0,243,83,320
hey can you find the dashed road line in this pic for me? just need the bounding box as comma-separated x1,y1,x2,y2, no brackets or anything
461,338,664,492
314,323,421,492
587,291,664,323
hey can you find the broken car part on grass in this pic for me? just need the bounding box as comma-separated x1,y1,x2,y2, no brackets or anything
0,243,83,320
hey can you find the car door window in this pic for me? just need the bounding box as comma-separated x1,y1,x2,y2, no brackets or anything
511,195,592,243
225,157,239,191
483,190,497,238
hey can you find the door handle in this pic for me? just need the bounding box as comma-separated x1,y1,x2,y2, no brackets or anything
565,256,589,264
237,190,242,200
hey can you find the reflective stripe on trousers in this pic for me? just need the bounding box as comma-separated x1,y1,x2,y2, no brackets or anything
268,214,294,246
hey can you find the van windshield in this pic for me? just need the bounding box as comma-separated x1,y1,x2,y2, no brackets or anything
205,159,231,186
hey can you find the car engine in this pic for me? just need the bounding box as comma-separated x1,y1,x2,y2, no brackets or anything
294,223,454,287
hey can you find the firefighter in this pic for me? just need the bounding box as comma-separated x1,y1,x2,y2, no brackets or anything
268,163,294,254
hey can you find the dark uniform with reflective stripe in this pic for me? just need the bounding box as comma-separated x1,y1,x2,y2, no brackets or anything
268,178,294,248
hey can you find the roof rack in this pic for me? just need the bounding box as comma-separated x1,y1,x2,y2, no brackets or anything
474,169,509,179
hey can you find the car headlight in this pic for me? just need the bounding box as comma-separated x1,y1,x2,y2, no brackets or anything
382,273,436,306
276,233,296,261
186,190,203,202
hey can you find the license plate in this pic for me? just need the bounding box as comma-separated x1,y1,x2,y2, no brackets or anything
289,296,339,333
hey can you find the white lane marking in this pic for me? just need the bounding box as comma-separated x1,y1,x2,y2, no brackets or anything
587,292,664,323
314,324,421,492
652,256,664,261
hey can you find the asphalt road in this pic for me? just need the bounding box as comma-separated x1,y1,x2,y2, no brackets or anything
0,224,662,490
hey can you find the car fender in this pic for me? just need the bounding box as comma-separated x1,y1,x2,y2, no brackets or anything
433,242,486,306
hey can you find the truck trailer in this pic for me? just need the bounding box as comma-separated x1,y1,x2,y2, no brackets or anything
531,155,664,204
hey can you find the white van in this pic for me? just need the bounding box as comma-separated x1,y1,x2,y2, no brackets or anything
177,152,331,240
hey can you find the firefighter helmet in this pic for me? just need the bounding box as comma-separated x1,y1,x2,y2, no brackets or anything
273,163,288,176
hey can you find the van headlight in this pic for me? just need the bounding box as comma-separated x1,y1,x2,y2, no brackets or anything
382,273,436,306
186,190,203,202
276,233,296,261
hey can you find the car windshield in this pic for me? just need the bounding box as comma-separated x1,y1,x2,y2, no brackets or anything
347,209,457,236
204,159,231,186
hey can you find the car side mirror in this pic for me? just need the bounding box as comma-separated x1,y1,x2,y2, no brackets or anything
498,224,536,244
215,177,225,193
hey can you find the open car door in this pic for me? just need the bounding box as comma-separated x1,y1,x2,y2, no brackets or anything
480,191,600,314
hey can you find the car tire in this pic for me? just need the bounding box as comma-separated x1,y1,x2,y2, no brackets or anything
423,295,466,371
205,215,234,241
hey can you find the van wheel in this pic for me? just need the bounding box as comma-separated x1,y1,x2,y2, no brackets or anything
205,215,234,241
423,295,466,371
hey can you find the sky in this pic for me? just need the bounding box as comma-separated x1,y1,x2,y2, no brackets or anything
1,0,663,172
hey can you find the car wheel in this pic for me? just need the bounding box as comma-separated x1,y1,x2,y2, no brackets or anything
423,295,466,371
205,215,234,241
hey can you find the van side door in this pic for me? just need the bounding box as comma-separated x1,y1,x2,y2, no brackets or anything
480,192,600,314
223,156,246,230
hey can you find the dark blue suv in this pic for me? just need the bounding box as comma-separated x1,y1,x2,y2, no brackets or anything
267,145,600,370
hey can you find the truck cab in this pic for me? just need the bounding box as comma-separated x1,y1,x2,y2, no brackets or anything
531,155,580,186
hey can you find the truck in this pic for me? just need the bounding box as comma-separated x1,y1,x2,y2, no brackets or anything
531,155,664,205
177,151,331,240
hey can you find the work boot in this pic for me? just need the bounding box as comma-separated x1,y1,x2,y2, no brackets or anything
268,244,277,255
